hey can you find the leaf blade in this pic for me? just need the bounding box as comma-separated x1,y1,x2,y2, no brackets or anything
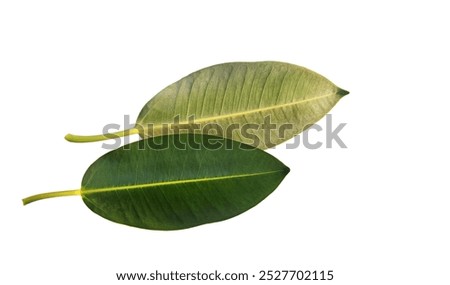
136,61,348,148
81,134,289,230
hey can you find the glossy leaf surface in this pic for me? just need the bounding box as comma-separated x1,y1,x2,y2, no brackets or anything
80,134,289,230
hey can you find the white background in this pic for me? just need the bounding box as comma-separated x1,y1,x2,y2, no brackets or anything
1,0,449,284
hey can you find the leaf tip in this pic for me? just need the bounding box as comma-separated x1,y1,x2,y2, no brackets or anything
284,166,291,175
337,88,350,96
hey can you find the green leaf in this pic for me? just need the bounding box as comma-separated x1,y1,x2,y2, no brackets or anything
65,61,348,148
23,134,290,230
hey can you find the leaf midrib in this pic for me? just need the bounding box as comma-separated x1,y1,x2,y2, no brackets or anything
139,93,334,127
82,170,285,195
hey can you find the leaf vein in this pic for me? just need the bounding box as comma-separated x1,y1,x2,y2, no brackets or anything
83,170,284,195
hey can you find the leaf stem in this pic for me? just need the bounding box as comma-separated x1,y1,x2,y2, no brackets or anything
64,128,140,143
22,189,81,205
